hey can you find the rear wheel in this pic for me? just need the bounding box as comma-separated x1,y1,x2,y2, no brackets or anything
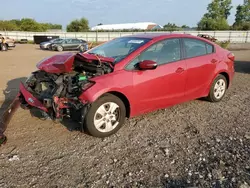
57,45,63,52
207,74,227,102
83,94,126,137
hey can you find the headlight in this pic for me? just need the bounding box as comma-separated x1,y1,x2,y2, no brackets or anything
25,74,36,86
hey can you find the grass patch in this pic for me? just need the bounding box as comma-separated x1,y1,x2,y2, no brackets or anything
216,40,230,49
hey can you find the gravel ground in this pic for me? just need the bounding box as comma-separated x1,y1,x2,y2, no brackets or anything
0,45,250,188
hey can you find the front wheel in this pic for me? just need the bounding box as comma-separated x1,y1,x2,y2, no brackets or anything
79,45,85,52
207,74,228,102
83,94,126,137
57,45,63,52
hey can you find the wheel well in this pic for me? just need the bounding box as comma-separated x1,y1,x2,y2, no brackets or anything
107,91,130,118
219,72,230,88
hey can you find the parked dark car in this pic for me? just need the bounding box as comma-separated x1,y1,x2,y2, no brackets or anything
50,38,88,52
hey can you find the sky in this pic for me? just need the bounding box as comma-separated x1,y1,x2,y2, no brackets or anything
0,0,244,29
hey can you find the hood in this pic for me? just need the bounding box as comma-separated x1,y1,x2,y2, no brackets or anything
36,53,115,73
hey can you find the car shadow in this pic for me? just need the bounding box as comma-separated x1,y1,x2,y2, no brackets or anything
0,77,27,118
29,106,82,132
234,60,250,74
0,77,83,133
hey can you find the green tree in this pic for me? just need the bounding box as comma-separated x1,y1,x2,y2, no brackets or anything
20,18,45,31
67,18,89,32
198,0,232,30
233,1,250,30
163,23,181,31
181,25,190,29
0,20,19,31
0,18,62,31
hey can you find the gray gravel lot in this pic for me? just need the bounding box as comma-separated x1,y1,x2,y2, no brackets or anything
0,45,250,188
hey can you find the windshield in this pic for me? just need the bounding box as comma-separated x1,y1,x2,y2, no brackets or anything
88,37,151,63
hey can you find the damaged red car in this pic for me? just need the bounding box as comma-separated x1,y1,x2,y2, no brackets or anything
18,33,235,138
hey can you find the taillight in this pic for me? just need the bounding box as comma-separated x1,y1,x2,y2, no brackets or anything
227,52,235,61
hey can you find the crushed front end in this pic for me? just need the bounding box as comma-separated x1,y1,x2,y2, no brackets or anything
19,53,114,128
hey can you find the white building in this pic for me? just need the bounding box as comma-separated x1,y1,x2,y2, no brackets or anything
91,22,163,31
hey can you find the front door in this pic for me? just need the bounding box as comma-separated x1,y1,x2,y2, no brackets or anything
126,38,187,114
62,39,73,50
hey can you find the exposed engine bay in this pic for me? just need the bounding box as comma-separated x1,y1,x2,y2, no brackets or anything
19,53,113,123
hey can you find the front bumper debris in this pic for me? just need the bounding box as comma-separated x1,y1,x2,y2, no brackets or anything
19,83,48,112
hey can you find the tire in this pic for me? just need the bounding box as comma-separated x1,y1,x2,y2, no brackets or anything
57,45,63,52
1,44,7,51
79,45,85,52
84,94,126,138
207,74,228,102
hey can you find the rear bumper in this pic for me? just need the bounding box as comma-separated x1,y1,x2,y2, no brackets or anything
19,83,48,112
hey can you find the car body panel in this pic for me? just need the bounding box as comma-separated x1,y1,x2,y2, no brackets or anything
130,60,187,115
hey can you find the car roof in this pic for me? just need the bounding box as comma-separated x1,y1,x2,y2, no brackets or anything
123,33,197,40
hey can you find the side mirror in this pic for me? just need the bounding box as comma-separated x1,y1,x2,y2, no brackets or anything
138,60,158,70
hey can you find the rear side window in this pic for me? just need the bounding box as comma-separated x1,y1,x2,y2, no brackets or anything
183,38,214,58
72,39,80,43
206,43,214,54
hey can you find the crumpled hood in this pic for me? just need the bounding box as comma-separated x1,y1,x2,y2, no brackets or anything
37,53,75,73
36,53,115,73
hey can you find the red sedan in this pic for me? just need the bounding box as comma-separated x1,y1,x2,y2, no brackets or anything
19,33,235,138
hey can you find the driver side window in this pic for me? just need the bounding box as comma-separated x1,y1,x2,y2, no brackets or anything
63,39,72,44
126,38,181,70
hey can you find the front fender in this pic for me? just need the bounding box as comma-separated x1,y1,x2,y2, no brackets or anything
78,82,129,103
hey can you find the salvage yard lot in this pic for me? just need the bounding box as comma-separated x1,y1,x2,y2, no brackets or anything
0,44,250,187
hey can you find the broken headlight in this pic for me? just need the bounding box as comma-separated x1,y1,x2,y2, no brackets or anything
25,74,36,87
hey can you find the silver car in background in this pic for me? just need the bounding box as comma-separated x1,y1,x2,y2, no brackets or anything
40,38,63,50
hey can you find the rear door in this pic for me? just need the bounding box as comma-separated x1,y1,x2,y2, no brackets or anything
126,38,187,114
182,38,217,99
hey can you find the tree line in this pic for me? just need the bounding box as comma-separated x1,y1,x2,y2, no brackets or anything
0,18,62,31
0,0,249,32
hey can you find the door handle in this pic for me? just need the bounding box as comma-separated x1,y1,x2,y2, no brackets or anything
211,59,217,63
176,67,184,73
